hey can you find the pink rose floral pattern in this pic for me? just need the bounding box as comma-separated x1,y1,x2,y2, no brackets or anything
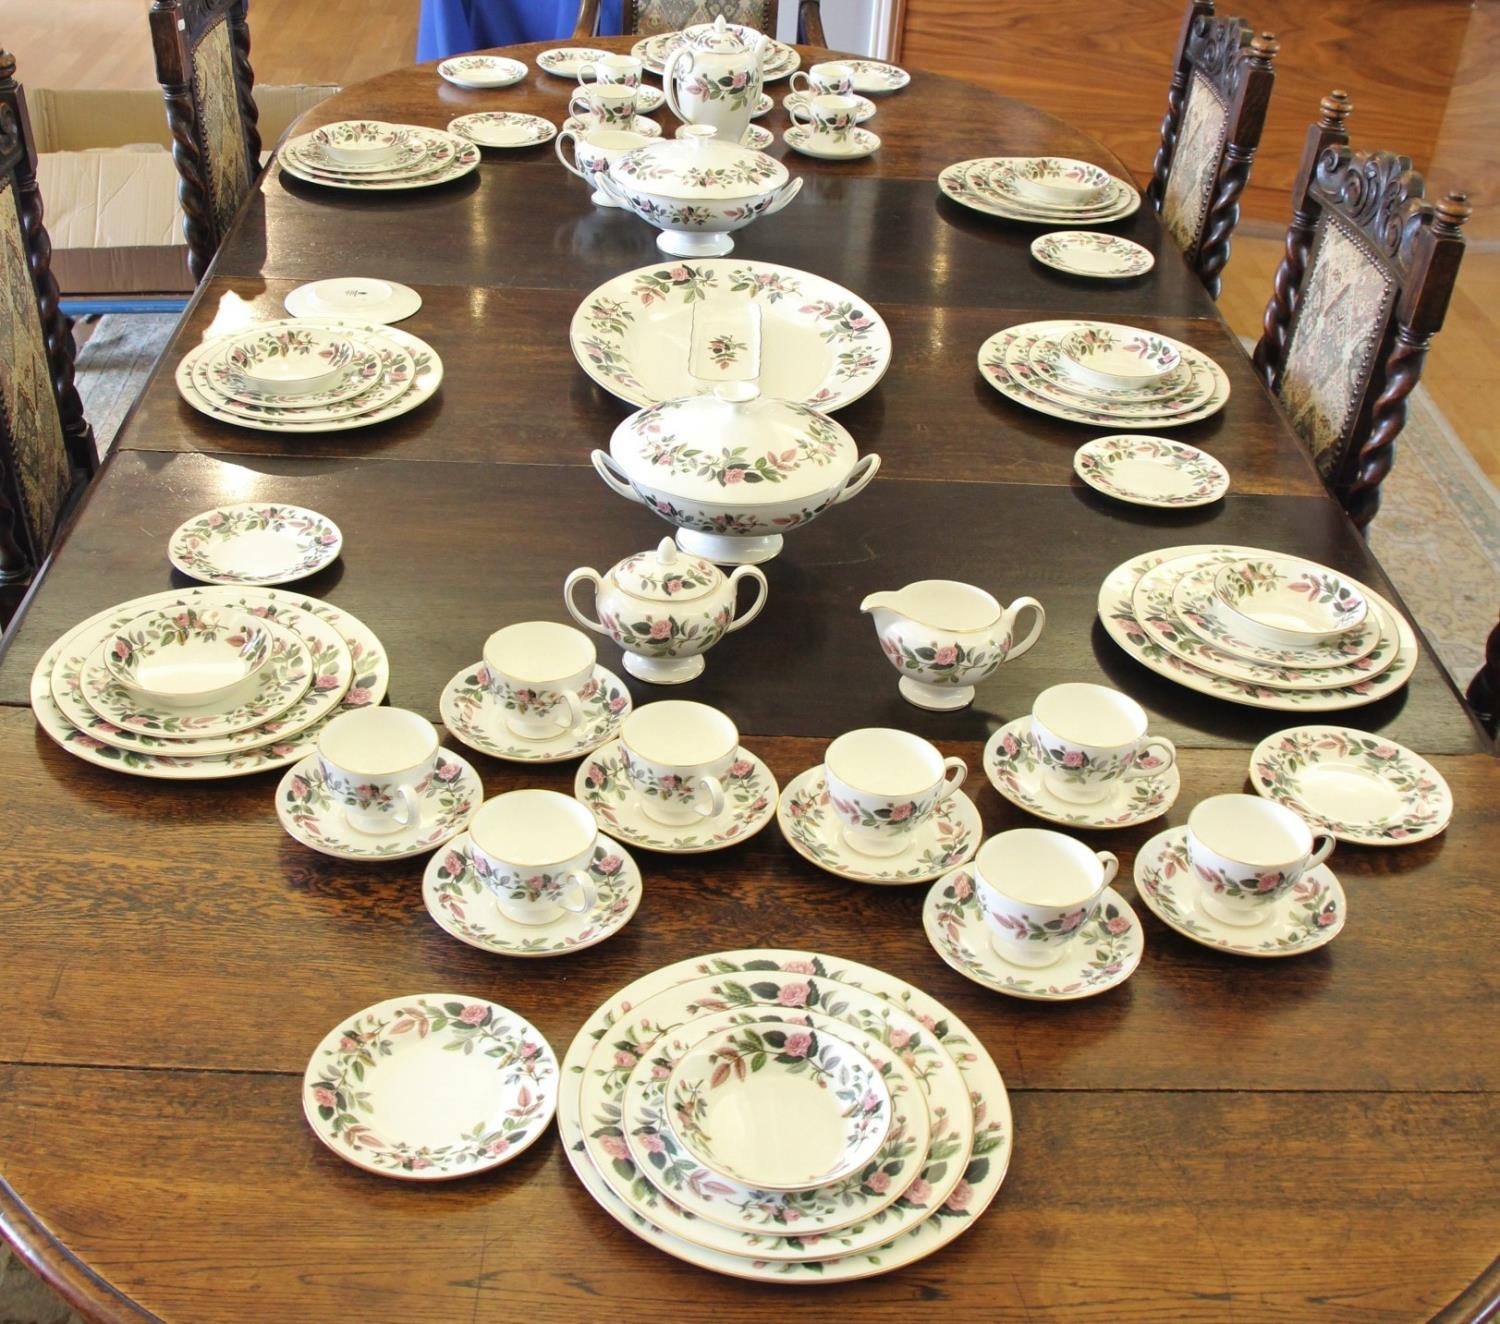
579,746,773,850
443,663,629,762
286,752,477,857
169,504,342,585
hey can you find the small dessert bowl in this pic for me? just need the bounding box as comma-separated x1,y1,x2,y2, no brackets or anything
105,606,271,706
1212,554,1368,649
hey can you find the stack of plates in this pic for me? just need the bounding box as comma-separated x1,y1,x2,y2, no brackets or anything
174,317,442,434
1098,543,1418,712
939,156,1141,224
278,120,480,191
560,948,1012,1281
31,585,389,779
632,28,801,80
978,318,1229,429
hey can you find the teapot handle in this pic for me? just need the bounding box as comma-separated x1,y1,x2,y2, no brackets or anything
833,452,881,505
1000,596,1046,661
563,567,608,635
663,46,692,124
590,449,644,505
555,128,587,180
724,565,769,633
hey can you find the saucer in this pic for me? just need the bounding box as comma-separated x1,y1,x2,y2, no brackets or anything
1031,231,1154,280
437,55,528,89
783,126,879,160
783,91,877,122
423,831,642,957
537,46,613,78
776,765,982,885
1133,827,1346,957
984,717,1179,829
635,84,666,114
169,503,343,586
284,277,421,325
574,741,778,853
924,871,1143,1001
564,114,661,138
276,750,482,861
741,123,773,150
440,661,631,763
447,112,556,148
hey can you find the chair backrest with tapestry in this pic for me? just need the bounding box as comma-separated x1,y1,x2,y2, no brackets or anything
1251,91,1470,530
0,51,97,625
573,0,825,46
1146,0,1277,299
149,0,262,282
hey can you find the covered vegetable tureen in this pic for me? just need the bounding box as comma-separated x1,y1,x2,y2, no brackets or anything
597,125,801,256
590,383,879,564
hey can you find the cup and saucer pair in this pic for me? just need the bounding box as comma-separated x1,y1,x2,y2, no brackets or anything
423,831,642,956
572,740,779,853
439,660,633,763
984,715,1180,829
783,125,880,161
923,866,1144,1001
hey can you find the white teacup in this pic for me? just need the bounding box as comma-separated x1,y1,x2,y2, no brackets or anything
1030,683,1176,804
789,61,854,99
482,621,596,740
1187,795,1335,926
556,127,649,208
568,83,639,131
972,829,1119,967
577,53,643,89
620,700,739,826
823,728,966,858
788,93,861,143
317,707,438,835
468,789,599,925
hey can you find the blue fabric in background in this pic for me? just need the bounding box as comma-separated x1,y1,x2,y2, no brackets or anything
417,0,625,60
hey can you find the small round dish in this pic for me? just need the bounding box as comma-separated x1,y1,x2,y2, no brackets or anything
1213,554,1368,648
1031,231,1154,280
104,606,270,704
783,126,880,161
169,503,343,586
302,993,558,1179
664,1022,891,1192
1058,323,1182,391
1249,726,1453,846
283,277,422,325
536,46,612,78
1074,435,1228,508
447,111,556,148
840,59,910,94
1007,157,1111,207
437,55,527,89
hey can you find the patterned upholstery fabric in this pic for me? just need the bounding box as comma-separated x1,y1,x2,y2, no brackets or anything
1276,217,1396,478
0,179,70,561
191,15,251,237
629,0,774,36
1161,71,1229,257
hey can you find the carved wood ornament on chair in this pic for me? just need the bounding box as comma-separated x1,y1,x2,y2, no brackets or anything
0,51,97,622
150,0,262,282
1252,92,1470,530
1146,0,1277,299
573,0,825,46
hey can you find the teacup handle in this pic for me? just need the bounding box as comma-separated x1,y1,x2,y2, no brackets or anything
568,89,595,121
555,128,587,180
724,565,769,633
393,784,421,828
1094,850,1119,889
936,756,967,804
564,567,608,635
693,775,726,820
557,869,598,915
1124,736,1176,780
577,62,601,85
591,449,644,504
556,690,584,732
787,98,815,130
1307,833,1336,871
1000,596,1046,661
833,452,881,505
788,71,811,96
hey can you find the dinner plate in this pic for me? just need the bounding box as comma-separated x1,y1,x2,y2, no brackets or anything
279,136,480,191
967,159,1139,220
437,54,528,89
1004,332,1217,421
169,503,343,586
303,993,558,1179
1073,436,1228,507
939,161,1141,225
571,258,891,411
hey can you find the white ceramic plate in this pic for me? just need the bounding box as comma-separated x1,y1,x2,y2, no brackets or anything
784,126,880,160
438,55,528,89
1074,436,1228,507
571,258,891,411
939,161,1141,225
536,46,613,77
839,59,910,94
279,135,480,191
284,277,422,326
169,503,343,586
1031,230,1154,279
447,111,556,148
1003,331,1219,421
193,331,413,425
632,31,800,80
562,112,661,139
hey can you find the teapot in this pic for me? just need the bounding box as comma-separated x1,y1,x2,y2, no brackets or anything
565,536,769,684
662,15,768,148
860,580,1045,710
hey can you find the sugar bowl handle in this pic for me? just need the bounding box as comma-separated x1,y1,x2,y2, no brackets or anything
564,567,608,635
724,565,769,634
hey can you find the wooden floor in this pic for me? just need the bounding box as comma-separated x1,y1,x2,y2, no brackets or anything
1,0,1494,482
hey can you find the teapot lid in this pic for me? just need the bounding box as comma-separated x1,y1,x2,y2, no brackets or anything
614,536,721,601
683,14,763,51
610,126,787,201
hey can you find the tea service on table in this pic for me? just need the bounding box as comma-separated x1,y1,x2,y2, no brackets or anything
784,93,881,161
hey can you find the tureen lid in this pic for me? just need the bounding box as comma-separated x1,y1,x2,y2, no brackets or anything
683,14,762,52
610,383,859,504
609,125,788,201
613,537,721,601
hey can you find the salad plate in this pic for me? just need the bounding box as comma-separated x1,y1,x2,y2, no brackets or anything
925,871,1143,1001
279,134,480,191
570,258,890,411
1073,435,1227,507
169,503,343,586
1249,726,1452,846
437,54,528,89
537,46,614,77
840,59,910,94
423,831,642,956
776,765,980,884
939,160,1141,225
983,717,1178,829
784,126,880,160
1134,827,1346,956
303,993,558,1179
283,277,422,325
1031,230,1154,279
575,741,777,853
440,661,631,763
277,748,481,861
447,111,557,148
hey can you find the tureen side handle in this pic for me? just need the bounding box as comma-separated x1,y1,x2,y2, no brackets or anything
765,175,803,216
563,567,609,635
997,596,1046,661
663,46,693,124
832,452,881,505
591,449,645,504
723,565,769,633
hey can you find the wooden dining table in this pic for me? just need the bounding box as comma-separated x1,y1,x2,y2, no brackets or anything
1,38,1497,1323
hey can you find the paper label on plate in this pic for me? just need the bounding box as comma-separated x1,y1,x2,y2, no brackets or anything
688,300,762,383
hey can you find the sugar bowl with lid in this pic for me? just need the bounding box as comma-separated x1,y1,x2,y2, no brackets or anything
564,536,768,683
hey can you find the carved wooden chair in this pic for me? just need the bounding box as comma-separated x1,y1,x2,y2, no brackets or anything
1467,614,1500,740
0,53,98,625
1251,91,1471,530
1146,1,1277,299
150,0,262,283
573,0,825,46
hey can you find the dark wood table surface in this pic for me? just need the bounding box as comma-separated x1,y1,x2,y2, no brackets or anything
1,40,1496,1324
